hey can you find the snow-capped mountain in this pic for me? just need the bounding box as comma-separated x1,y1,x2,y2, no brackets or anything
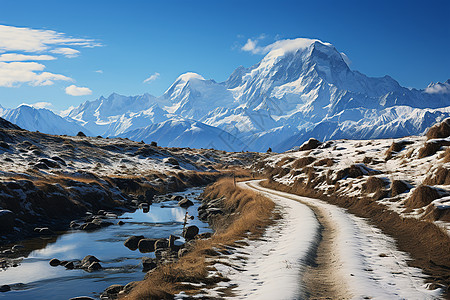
4,38,449,152
121,118,247,151
0,105,88,136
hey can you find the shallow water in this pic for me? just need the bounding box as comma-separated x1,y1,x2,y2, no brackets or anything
0,187,210,299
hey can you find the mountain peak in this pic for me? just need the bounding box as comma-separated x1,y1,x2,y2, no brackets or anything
176,72,205,83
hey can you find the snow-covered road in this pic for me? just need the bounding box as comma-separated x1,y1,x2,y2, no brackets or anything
205,180,442,299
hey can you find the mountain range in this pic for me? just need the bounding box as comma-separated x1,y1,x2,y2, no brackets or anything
1,38,449,152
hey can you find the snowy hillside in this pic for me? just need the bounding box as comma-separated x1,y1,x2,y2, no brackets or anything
0,105,88,136
4,38,449,151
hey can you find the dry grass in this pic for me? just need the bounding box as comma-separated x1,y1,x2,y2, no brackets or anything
424,166,450,186
426,118,450,140
123,178,275,299
385,140,413,160
405,185,442,209
362,176,388,194
292,156,316,169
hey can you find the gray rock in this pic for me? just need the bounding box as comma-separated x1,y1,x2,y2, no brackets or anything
117,220,125,225
138,238,158,253
102,284,123,297
178,198,194,208
142,257,157,272
0,285,10,292
81,255,100,268
87,261,102,271
124,235,145,251
49,258,60,266
64,261,75,269
154,238,169,250
80,222,100,231
183,225,199,240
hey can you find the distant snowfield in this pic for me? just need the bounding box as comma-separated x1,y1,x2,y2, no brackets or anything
200,180,442,299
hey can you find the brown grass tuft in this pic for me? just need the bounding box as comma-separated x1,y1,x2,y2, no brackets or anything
292,156,316,169
390,180,410,197
423,166,450,186
313,158,334,167
426,118,450,140
362,176,388,194
404,185,442,209
385,140,413,160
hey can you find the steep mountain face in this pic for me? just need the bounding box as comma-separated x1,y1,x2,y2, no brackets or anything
0,105,87,136
5,38,449,152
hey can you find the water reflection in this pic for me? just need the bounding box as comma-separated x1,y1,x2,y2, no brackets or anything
0,187,209,299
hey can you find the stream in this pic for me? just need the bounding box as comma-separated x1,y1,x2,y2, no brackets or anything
0,187,209,299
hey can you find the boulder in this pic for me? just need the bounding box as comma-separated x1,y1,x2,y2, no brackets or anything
299,138,322,151
101,285,123,298
0,210,15,232
183,225,199,240
49,258,61,266
64,261,75,269
142,257,157,272
0,285,10,292
87,261,102,271
80,222,100,231
178,198,194,208
138,238,158,253
81,255,100,268
117,220,125,226
124,235,145,251
154,238,169,250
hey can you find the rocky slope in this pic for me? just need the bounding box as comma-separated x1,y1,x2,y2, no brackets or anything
0,117,260,245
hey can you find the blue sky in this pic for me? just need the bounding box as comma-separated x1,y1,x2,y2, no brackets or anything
0,0,449,111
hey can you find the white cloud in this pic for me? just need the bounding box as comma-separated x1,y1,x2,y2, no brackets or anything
50,47,80,58
0,61,71,87
0,53,56,62
241,37,331,55
30,102,53,109
65,84,92,96
143,72,160,84
425,82,450,94
95,70,103,74
0,24,101,53
242,39,258,53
